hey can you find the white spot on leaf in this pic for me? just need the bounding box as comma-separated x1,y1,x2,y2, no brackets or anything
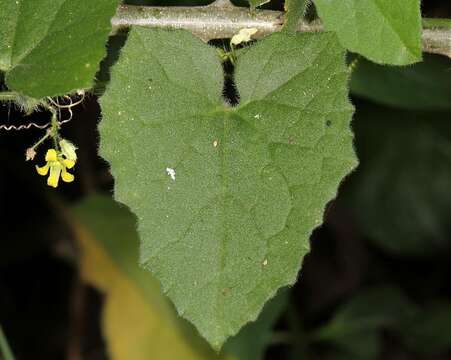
166,167,176,181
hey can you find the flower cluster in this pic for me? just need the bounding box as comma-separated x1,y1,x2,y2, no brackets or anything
36,140,77,188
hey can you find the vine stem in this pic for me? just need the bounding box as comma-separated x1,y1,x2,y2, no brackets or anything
111,3,451,59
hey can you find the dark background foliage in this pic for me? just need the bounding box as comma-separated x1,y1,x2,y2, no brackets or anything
1,0,451,359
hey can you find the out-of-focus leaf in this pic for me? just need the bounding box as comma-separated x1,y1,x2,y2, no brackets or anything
351,55,451,110
313,0,422,65
314,286,417,360
401,302,451,355
71,195,227,360
223,289,289,360
342,102,451,255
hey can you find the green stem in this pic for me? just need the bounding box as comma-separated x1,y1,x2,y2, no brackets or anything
0,325,15,360
50,111,61,149
31,131,51,151
422,18,451,58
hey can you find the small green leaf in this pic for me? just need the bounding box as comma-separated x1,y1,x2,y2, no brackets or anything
99,27,356,349
0,0,120,98
313,0,422,65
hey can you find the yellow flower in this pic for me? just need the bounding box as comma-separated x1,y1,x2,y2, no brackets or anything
231,28,258,46
36,149,75,188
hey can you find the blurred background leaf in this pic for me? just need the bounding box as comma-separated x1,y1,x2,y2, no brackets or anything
341,101,451,255
400,301,451,356
350,55,451,110
313,286,417,360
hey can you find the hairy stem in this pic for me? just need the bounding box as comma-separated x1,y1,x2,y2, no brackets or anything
112,4,451,59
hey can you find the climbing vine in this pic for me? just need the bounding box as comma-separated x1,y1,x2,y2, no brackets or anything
1,0,450,358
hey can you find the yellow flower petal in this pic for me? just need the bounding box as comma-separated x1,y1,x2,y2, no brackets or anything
36,164,49,176
45,149,58,162
47,165,61,188
63,159,76,169
61,168,74,183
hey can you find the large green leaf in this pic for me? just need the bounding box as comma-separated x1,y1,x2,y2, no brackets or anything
0,0,119,98
99,27,356,349
313,0,422,65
